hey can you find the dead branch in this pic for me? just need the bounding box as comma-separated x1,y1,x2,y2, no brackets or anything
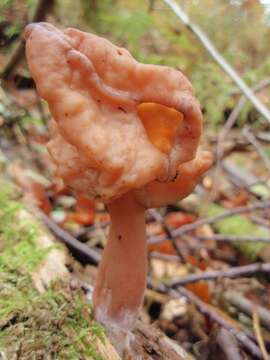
168,263,270,287
148,208,189,265
256,132,270,144
222,161,269,199
216,78,270,163
39,212,101,265
197,234,270,243
172,200,270,238
150,252,181,262
173,288,263,359
152,282,264,359
162,0,270,123
216,328,243,360
243,126,270,173
224,291,270,332
249,215,270,230
148,200,270,245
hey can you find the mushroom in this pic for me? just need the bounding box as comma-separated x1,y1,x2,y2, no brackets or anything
24,22,213,350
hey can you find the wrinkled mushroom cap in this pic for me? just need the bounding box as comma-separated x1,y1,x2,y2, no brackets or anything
24,23,209,205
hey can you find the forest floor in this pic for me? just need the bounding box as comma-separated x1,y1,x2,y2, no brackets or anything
0,73,270,359
1,1,270,359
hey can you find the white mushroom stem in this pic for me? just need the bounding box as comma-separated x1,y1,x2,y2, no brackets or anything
93,192,147,332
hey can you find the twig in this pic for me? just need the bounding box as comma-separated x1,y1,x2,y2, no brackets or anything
162,0,270,123
175,287,264,359
197,234,270,243
224,291,270,332
151,282,264,359
253,310,270,360
249,215,270,230
150,252,181,262
256,132,270,144
222,162,269,199
172,200,270,238
39,211,101,265
216,328,243,360
148,200,270,245
39,209,266,359
243,126,270,173
1,0,54,79
168,263,270,287
216,78,270,163
148,209,188,265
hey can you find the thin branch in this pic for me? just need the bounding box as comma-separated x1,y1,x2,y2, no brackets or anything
197,234,270,243
172,200,270,238
148,209,188,265
224,291,270,332
243,126,270,173
168,263,270,287
249,215,270,230
256,132,270,144
216,328,243,360
148,200,270,245
151,282,264,359
150,251,181,262
39,211,101,265
222,161,270,199
162,0,270,123
216,78,270,163
175,287,264,359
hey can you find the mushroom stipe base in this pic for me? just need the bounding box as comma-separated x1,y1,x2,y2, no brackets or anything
93,193,147,334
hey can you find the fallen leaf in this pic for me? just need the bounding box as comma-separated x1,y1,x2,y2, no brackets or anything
66,194,95,225
148,239,176,255
186,282,210,303
186,255,208,271
161,298,187,321
166,212,196,228
150,258,187,280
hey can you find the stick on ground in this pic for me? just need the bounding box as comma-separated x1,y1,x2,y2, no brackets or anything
148,200,270,245
216,328,243,360
168,263,270,287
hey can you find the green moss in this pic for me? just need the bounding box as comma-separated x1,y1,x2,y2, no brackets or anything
0,182,24,249
0,282,105,359
0,180,105,359
0,181,51,269
206,204,267,260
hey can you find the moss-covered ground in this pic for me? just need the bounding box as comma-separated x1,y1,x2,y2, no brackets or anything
0,180,105,360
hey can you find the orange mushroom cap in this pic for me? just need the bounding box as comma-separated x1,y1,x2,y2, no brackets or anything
24,22,210,206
